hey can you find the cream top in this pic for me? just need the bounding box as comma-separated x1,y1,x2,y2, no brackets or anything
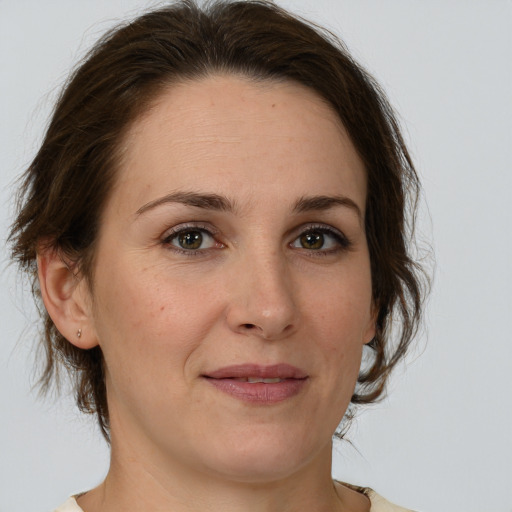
54,489,415,512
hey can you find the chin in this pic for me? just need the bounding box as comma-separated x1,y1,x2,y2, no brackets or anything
202,426,327,484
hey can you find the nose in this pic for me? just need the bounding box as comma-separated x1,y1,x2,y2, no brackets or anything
225,250,299,341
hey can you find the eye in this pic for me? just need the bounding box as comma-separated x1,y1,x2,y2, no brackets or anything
291,226,350,252
164,227,218,252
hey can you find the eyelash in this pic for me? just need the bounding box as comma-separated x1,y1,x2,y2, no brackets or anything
161,223,220,256
161,223,352,256
292,224,352,256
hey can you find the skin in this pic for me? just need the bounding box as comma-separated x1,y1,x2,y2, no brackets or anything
39,75,375,512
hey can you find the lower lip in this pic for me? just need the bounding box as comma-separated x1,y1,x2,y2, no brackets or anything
204,378,308,403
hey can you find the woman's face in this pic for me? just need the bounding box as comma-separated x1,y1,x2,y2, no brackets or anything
85,75,375,482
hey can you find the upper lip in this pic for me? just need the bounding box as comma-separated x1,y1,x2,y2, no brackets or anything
204,364,308,380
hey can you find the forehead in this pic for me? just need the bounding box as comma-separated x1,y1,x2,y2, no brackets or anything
112,75,366,215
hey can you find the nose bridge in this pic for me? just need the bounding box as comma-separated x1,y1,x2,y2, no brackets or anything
252,248,293,315
227,242,298,340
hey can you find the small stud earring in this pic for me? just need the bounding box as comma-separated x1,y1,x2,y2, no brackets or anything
77,328,82,339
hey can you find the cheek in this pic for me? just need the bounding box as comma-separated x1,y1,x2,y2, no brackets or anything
304,269,372,378
310,274,372,341
91,261,218,371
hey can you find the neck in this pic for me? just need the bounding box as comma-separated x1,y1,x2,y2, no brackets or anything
77,436,369,512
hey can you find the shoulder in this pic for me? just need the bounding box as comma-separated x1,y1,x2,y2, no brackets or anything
366,489,417,512
339,481,417,512
53,497,84,512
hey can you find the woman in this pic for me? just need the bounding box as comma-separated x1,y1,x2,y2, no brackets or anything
9,1,425,511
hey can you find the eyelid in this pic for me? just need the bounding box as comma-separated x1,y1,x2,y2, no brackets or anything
161,222,222,254
290,223,352,251
162,221,219,240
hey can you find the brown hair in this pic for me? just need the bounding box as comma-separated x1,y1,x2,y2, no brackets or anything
9,0,427,439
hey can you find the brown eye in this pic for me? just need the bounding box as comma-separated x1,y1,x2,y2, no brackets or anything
166,228,217,252
299,232,324,250
291,226,349,252
178,231,203,250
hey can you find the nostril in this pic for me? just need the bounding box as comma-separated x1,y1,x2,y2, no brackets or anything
242,323,256,330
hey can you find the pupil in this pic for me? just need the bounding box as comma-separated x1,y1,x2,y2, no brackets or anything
301,232,323,249
179,231,202,250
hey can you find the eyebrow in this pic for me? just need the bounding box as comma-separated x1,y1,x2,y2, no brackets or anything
136,191,237,215
135,190,362,221
292,195,363,222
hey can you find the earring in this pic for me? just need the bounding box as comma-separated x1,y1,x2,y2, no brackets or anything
77,328,82,339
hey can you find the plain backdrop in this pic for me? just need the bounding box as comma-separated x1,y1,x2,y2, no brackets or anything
1,1,511,511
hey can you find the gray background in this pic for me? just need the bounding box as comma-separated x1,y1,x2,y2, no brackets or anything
1,1,511,511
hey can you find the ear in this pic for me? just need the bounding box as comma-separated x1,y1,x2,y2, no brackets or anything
37,247,98,349
363,303,378,345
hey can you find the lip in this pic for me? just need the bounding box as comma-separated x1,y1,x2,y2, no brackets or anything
203,364,309,404
205,363,308,380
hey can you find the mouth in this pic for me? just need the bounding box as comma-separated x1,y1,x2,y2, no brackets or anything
204,363,308,380
232,377,284,383
202,364,309,403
